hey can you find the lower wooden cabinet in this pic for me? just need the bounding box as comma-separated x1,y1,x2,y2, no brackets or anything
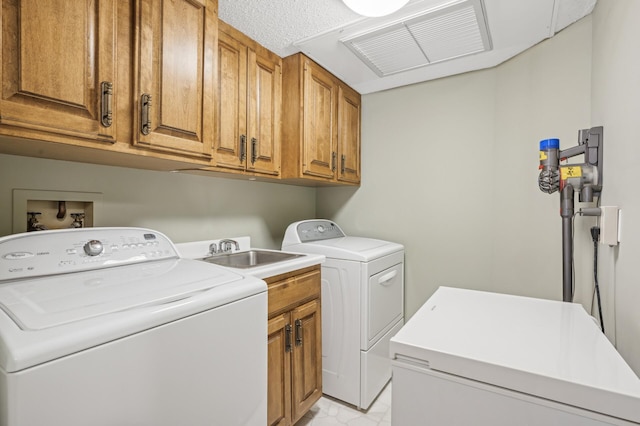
266,266,322,426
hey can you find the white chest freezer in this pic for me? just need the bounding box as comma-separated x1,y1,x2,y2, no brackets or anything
390,287,640,425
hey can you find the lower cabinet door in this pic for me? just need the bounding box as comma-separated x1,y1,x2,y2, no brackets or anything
267,313,291,426
267,267,322,426
291,299,322,423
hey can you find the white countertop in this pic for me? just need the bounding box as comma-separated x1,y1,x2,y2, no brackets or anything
175,237,325,279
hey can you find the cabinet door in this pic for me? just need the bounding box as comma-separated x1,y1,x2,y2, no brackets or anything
0,0,116,142
134,0,215,158
337,85,361,184
215,27,247,170
291,298,322,424
268,313,292,426
246,49,281,176
302,58,337,180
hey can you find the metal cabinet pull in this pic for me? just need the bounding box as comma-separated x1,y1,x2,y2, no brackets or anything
341,154,346,174
251,137,258,164
140,94,152,135
295,319,303,347
240,135,247,162
331,152,337,172
285,324,293,352
100,81,113,128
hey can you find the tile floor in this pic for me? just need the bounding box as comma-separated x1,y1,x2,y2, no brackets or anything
297,382,392,426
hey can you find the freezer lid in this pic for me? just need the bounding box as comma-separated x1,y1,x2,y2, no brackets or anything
390,287,640,423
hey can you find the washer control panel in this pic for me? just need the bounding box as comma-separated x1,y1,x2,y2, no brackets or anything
0,228,179,281
296,220,345,242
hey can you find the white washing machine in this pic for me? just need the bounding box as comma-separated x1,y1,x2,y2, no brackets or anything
390,287,640,425
0,227,267,426
283,219,404,410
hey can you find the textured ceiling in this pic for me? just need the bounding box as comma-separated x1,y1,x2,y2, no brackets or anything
218,0,596,93
218,0,366,57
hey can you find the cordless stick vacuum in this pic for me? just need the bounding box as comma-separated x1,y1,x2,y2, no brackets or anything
538,126,603,302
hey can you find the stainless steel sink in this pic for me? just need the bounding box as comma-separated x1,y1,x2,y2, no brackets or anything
199,250,303,269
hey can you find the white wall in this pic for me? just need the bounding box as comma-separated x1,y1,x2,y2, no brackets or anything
0,154,316,248
591,0,640,373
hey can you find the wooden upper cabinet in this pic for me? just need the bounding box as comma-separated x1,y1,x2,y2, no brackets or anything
282,53,361,185
248,49,281,175
337,84,361,184
0,0,117,142
133,0,216,159
216,21,281,176
302,61,337,180
217,26,247,171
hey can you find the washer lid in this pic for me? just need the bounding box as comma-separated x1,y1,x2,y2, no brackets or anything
0,258,266,372
390,287,640,423
0,258,245,331
284,237,403,261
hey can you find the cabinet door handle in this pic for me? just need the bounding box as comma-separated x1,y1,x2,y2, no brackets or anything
341,154,346,174
240,135,247,162
295,319,303,347
140,93,152,135
100,81,113,128
285,324,293,352
251,137,258,164
331,152,337,172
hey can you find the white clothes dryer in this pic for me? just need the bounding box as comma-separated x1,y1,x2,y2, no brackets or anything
283,219,404,410
0,227,267,426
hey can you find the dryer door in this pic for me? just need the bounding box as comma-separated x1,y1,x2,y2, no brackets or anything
365,261,404,348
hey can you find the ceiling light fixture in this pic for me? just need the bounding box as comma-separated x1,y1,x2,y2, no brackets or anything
342,0,411,17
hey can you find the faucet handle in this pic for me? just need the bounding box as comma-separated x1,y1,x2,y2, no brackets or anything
219,239,239,253
208,243,219,255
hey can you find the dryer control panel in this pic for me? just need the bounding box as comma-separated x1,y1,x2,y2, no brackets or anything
295,220,345,242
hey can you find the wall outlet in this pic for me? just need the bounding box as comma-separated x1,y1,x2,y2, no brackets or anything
599,206,620,246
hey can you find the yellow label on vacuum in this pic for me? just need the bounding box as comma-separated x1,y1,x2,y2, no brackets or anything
560,166,582,179
539,151,548,160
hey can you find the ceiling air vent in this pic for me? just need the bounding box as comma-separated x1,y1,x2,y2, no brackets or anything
342,0,492,77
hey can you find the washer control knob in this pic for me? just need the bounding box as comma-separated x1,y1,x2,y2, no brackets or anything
84,240,104,256
317,225,325,233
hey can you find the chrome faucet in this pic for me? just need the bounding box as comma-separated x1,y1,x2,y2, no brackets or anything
208,243,219,256
219,239,239,253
